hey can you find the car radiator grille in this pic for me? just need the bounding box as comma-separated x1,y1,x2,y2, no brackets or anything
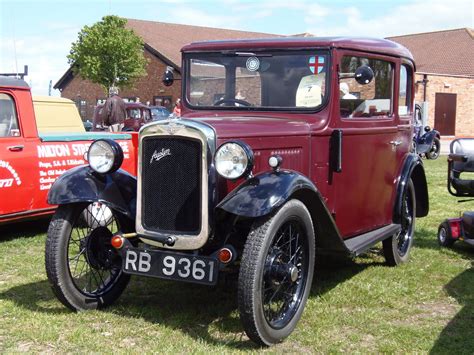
141,136,202,234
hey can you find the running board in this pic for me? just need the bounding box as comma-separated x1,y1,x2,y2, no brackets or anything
344,224,401,256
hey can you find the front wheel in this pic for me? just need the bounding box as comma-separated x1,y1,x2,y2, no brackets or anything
238,200,315,346
426,137,441,160
45,203,130,311
383,179,416,266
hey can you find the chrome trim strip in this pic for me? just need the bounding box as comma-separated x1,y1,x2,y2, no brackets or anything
136,118,216,250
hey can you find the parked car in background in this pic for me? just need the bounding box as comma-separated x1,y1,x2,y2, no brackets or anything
413,104,441,159
93,102,152,131
46,37,429,346
83,120,93,131
150,105,171,120
0,76,136,225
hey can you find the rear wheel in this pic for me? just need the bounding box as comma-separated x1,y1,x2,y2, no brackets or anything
45,203,130,311
238,200,315,346
383,179,416,266
438,221,455,247
426,137,441,160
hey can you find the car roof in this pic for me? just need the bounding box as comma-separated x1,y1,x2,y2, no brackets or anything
125,102,149,109
182,37,414,62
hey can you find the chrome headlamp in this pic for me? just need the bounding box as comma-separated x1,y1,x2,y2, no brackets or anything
87,139,123,174
215,141,253,180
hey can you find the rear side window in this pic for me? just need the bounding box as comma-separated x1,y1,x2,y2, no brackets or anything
398,64,413,115
339,56,394,118
0,93,20,137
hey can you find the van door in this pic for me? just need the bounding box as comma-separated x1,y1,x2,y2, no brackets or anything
0,92,34,216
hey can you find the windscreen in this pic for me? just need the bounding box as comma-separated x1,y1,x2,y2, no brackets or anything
185,51,329,110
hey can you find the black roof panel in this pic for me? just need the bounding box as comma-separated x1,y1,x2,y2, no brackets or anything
0,76,29,89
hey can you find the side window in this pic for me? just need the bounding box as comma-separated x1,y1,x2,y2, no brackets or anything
0,93,20,137
339,56,394,118
398,64,413,116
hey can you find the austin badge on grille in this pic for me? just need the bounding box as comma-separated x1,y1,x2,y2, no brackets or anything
150,148,171,164
163,120,182,135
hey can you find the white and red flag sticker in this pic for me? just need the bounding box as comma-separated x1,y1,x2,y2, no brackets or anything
309,56,325,74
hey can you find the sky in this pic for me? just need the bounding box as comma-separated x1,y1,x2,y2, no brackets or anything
0,0,472,96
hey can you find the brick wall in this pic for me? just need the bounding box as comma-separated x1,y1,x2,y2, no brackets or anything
60,50,182,120
414,73,474,137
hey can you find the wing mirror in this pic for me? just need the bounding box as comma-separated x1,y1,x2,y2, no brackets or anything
339,65,374,85
162,66,175,87
354,65,374,85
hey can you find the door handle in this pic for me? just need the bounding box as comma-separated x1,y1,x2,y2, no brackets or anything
8,145,24,152
389,140,402,146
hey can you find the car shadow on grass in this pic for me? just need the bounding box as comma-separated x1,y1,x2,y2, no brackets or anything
429,264,474,354
0,255,378,350
0,279,69,315
414,227,474,353
415,226,474,259
0,218,50,243
108,254,379,349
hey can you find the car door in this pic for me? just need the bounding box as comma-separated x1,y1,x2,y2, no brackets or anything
0,91,34,216
331,52,405,238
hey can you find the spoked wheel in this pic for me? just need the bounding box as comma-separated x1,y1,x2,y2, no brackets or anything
383,179,416,266
238,200,315,346
45,203,130,311
426,137,441,160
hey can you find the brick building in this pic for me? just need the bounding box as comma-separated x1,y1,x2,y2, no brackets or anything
54,19,279,120
388,28,474,137
56,21,473,137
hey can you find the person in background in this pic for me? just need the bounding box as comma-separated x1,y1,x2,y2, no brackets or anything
173,98,182,116
93,86,127,131
339,82,357,99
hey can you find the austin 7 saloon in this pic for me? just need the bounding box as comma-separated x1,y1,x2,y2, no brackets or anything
45,37,429,346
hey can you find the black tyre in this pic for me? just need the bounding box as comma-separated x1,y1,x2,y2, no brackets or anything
383,179,416,266
238,200,315,346
437,221,455,247
426,137,441,160
45,203,130,311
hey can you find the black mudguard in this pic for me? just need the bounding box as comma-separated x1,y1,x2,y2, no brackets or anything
394,153,429,221
217,170,347,253
416,129,440,154
48,165,137,219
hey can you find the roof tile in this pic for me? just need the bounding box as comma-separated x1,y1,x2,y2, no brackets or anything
388,28,474,77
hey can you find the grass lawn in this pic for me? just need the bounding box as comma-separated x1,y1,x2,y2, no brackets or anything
0,158,473,353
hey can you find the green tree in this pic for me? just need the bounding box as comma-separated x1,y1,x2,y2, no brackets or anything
68,15,147,94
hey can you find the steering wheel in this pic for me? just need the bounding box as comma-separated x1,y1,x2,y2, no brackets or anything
213,98,252,107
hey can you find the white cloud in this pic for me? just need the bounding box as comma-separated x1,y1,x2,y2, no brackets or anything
0,31,76,96
306,0,473,37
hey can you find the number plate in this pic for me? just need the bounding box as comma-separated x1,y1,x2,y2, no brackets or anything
122,247,219,285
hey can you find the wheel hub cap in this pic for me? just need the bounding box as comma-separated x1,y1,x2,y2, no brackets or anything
289,265,299,283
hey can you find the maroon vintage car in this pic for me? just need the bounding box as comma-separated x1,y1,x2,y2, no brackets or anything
45,37,429,346
93,102,152,131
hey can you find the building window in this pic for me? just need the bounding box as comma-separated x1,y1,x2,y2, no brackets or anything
154,96,173,111
123,97,139,103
